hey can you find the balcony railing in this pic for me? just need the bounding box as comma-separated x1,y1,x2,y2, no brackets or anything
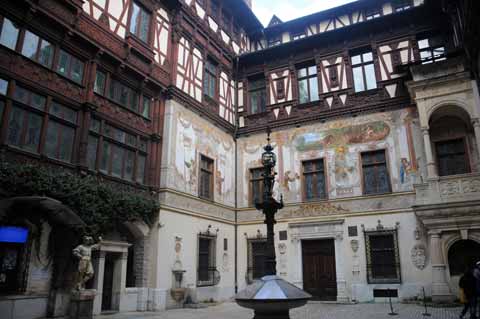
197,267,220,287
414,172,480,206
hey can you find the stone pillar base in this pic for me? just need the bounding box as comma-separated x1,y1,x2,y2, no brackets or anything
69,290,96,319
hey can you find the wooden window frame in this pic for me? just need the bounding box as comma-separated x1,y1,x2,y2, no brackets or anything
301,158,328,202
129,1,152,44
108,78,140,113
360,149,392,196
0,15,20,51
434,137,471,177
56,49,85,85
249,167,264,207
248,77,267,114
297,64,319,104
21,30,54,68
418,37,446,64
199,154,214,201
6,85,79,162
351,50,377,93
203,58,218,101
365,7,381,20
89,119,148,184
392,0,412,12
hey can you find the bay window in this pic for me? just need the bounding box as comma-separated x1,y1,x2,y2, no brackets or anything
87,119,148,184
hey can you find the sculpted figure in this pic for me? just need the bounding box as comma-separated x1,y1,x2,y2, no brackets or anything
72,236,101,290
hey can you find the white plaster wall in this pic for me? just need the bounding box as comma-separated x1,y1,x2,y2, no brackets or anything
237,211,431,302
156,209,235,305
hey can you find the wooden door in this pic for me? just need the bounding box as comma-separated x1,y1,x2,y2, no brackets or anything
302,239,337,300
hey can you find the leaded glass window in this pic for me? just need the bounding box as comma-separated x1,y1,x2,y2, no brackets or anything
351,51,377,92
21,31,54,68
88,119,148,183
249,77,266,114
57,50,84,84
199,155,214,200
250,167,264,206
303,159,327,201
362,150,391,195
130,2,151,43
297,65,319,104
436,138,469,176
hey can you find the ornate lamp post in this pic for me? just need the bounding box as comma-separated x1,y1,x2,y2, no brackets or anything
236,128,311,319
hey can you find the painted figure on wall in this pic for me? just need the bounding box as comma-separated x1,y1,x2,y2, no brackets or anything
334,146,359,190
400,157,417,184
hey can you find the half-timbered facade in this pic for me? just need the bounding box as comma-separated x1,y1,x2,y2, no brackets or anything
1,0,480,318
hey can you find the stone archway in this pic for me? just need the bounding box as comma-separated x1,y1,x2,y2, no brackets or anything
447,239,480,296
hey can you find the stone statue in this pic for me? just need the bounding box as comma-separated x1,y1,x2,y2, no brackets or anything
72,236,101,290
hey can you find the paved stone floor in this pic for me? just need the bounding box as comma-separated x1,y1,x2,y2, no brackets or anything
96,302,466,319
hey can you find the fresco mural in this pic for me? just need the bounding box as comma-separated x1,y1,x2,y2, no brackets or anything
237,108,422,207
168,104,235,206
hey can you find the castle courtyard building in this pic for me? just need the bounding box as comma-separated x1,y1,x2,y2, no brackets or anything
0,0,479,318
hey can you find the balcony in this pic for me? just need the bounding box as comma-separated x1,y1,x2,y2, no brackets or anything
414,173,480,206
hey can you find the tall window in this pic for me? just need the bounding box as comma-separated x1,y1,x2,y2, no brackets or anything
352,51,377,92
56,50,84,84
203,59,217,100
7,86,78,161
199,155,214,200
21,31,54,68
130,2,151,43
365,230,401,283
247,238,267,283
418,37,446,64
249,77,266,114
8,87,47,153
436,138,469,176
109,79,139,113
362,150,391,195
250,168,264,206
94,70,106,95
88,119,148,183
297,65,319,104
303,159,327,201
0,17,19,50
197,235,218,286
44,102,77,162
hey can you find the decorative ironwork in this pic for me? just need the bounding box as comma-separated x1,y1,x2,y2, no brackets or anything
362,221,401,284
196,267,220,287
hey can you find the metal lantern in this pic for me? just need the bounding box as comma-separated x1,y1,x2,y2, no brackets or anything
236,128,311,319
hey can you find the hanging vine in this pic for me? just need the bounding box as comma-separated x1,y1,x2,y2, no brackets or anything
0,162,159,236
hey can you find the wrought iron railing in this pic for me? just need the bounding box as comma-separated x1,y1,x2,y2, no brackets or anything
197,267,220,287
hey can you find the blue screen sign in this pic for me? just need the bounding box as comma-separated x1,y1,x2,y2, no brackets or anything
0,226,29,243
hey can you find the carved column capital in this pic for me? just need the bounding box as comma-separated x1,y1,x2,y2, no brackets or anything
472,118,480,127
421,127,430,135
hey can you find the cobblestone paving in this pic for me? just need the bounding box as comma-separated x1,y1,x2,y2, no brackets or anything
96,302,465,319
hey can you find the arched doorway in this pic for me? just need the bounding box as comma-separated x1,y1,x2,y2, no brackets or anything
447,239,480,295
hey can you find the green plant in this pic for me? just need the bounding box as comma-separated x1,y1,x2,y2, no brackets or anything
0,162,158,236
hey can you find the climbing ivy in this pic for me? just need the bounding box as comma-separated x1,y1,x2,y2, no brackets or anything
0,162,158,235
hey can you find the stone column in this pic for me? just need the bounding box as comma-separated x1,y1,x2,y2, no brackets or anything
429,231,452,302
92,251,106,315
422,128,437,178
472,119,480,169
334,233,349,303
116,252,129,312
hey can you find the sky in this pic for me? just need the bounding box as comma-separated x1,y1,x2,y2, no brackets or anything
252,0,359,27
